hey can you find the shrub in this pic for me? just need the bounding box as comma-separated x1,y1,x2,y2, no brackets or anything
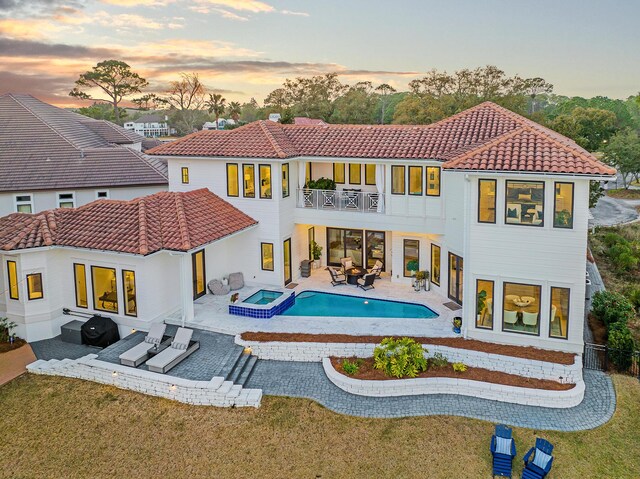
452,362,467,373
429,352,448,368
603,232,627,248
0,317,17,343
607,323,636,371
624,287,640,313
608,243,639,272
341,358,362,375
373,337,428,378
591,290,634,327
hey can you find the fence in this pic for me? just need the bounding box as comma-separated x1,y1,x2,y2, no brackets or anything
583,342,640,377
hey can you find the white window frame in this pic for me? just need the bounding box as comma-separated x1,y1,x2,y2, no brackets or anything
14,193,34,213
57,191,76,208
96,190,110,200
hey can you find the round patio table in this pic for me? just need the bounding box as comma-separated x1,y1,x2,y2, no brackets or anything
345,267,366,285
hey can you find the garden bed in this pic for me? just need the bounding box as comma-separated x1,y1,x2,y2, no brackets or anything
0,339,26,354
330,357,575,391
241,332,575,365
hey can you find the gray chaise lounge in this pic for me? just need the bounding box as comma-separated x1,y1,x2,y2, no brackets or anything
119,323,167,367
146,327,200,374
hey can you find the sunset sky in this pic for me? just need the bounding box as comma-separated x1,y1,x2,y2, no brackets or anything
0,0,638,108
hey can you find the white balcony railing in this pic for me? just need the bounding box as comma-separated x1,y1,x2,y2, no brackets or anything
297,188,384,213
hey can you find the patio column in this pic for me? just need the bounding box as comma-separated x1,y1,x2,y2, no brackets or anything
375,164,385,212
180,254,194,327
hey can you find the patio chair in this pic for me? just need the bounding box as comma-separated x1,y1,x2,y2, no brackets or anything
146,327,200,374
119,323,168,367
329,268,346,286
490,424,516,478
228,272,244,291
340,257,353,272
357,273,375,291
208,279,230,296
521,438,554,479
368,260,383,278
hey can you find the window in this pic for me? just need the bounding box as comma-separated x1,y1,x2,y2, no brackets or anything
554,182,574,229
7,260,19,300
282,163,290,198
403,239,419,277
181,167,189,184
58,192,75,208
505,181,544,226
430,244,441,286
305,163,312,185
74,263,88,308
478,179,496,223
408,166,423,195
550,287,570,339
475,279,494,329
365,164,376,185
349,164,361,184
259,164,272,199
333,163,345,184
15,194,33,213
391,165,405,194
426,166,441,196
502,282,542,335
26,273,43,300
261,243,274,271
122,270,137,317
91,266,118,313
226,163,239,197
243,164,255,198
96,190,109,200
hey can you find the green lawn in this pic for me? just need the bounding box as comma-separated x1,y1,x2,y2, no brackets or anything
0,374,638,478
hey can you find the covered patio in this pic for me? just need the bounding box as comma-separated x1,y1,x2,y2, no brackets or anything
166,268,459,338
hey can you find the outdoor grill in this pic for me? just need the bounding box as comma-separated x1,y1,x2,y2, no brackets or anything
80,315,120,347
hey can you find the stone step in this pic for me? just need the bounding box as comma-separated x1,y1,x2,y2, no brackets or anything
228,353,251,384
216,380,234,395
236,356,258,387
216,347,244,380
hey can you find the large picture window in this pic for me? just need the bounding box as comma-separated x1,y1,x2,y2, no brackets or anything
502,282,542,335
282,163,290,198
391,166,405,194
261,243,274,271
7,260,18,300
26,273,43,300
243,164,255,198
554,182,574,229
365,164,376,185
403,239,419,277
74,263,88,308
478,179,496,223
259,164,272,199
333,163,345,184
349,164,361,184
226,163,239,197
505,181,544,226
408,166,423,195
327,228,364,267
430,244,441,286
550,287,570,339
91,266,118,313
475,279,494,329
122,270,137,317
426,166,440,196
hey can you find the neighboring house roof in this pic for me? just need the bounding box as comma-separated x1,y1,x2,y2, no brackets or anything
149,102,615,176
134,113,167,124
0,189,257,255
141,137,163,152
293,117,326,126
0,93,168,192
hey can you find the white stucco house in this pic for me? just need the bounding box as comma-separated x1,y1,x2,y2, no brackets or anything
0,102,616,355
0,94,168,217
124,113,172,137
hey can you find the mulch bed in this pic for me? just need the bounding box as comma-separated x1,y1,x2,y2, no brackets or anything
0,339,26,354
241,332,576,365
588,313,608,345
331,357,575,391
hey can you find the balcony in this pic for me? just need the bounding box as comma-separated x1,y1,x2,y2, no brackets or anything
296,188,384,214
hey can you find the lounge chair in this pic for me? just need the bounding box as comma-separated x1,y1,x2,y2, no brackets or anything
521,438,554,479
146,327,200,374
490,424,516,478
357,272,375,291
119,323,168,367
228,272,244,291
208,279,230,296
329,268,346,286
368,260,383,278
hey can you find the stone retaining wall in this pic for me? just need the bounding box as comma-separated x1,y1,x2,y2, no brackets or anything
235,336,582,383
323,358,585,408
27,355,262,408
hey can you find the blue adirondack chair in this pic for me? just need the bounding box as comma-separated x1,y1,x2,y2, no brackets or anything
490,424,517,478
521,438,554,479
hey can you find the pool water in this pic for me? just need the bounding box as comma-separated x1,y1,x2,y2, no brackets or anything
244,290,283,305
281,291,438,319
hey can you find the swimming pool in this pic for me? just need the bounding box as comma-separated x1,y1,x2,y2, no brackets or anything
244,290,283,305
280,291,438,319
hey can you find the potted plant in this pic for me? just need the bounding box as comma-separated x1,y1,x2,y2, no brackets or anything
452,316,462,334
406,260,419,277
476,289,487,324
414,270,426,291
305,177,336,191
311,240,323,268
554,209,572,227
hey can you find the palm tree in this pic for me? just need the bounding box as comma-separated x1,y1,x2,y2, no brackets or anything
205,93,226,126
227,101,242,123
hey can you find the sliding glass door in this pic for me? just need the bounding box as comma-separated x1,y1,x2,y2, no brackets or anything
283,238,292,285
327,228,384,269
366,231,385,269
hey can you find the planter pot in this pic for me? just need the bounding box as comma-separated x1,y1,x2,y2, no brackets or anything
452,316,462,334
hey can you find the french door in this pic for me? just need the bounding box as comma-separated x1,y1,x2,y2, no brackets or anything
192,250,206,299
448,253,463,305
283,238,292,285
308,227,315,260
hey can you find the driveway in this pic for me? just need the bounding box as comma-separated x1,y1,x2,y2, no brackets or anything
590,194,639,226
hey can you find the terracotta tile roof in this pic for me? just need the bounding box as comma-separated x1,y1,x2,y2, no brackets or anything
0,93,168,192
293,117,326,126
0,189,257,255
149,102,615,176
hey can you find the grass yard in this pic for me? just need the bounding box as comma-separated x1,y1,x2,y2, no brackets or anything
606,188,640,200
1,374,638,479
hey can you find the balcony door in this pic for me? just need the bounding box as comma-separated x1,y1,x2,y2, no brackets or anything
448,253,463,305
